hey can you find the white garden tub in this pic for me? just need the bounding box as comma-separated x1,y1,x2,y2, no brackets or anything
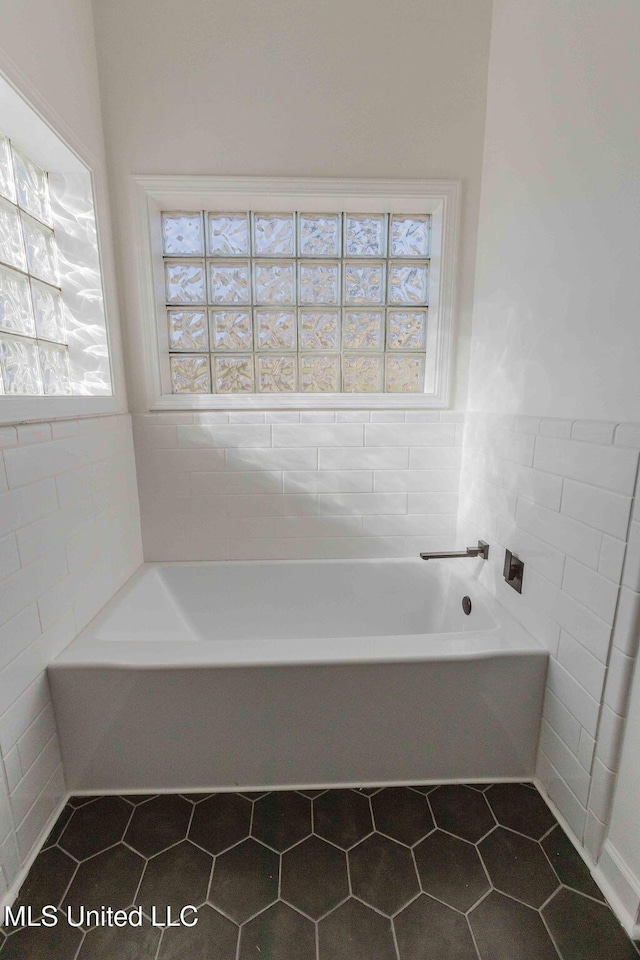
48,558,548,792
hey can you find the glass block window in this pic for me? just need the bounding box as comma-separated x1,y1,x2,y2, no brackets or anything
0,131,70,395
161,211,430,394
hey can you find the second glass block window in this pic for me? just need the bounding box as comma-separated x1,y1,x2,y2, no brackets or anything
0,131,70,395
162,211,430,394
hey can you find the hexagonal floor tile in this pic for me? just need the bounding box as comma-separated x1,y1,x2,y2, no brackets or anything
12,846,76,918
137,841,212,915
78,919,161,960
252,792,311,851
541,825,605,901
542,887,639,960
408,785,437,795
158,903,238,960
63,845,145,914
189,794,252,855
281,835,348,919
485,783,556,840
1,914,82,960
239,902,315,960
429,785,495,843
414,830,489,912
58,796,132,860
479,826,559,908
372,787,434,846
314,789,373,849
349,833,419,916
209,838,279,923
120,795,157,805
468,890,561,960
297,788,326,798
394,894,478,960
124,794,192,857
318,898,396,960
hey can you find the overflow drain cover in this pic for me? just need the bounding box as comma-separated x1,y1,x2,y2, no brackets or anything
462,596,472,615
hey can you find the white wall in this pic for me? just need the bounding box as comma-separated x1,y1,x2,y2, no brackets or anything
458,415,640,846
135,410,462,561
0,0,143,899
468,0,640,422
465,0,640,926
91,0,493,411
0,417,141,897
605,642,640,933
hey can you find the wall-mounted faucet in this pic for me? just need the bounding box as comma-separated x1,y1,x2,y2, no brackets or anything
420,540,490,561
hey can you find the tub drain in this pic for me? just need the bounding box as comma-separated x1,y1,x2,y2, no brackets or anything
462,596,472,615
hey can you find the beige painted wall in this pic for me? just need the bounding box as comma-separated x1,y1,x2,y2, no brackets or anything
91,0,494,410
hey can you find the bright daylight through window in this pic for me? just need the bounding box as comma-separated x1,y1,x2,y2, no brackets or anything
162,211,432,395
0,83,111,410
0,132,70,394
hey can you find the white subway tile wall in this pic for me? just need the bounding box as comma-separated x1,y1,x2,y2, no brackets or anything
0,415,142,897
133,411,462,562
458,413,640,860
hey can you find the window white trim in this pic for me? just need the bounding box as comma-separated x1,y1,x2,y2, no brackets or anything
132,176,461,410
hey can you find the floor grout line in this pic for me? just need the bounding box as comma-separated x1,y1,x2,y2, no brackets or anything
3,783,639,959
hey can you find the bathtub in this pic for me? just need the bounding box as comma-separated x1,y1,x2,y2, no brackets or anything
48,558,548,792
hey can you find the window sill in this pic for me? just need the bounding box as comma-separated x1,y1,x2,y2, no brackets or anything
150,392,447,412
0,394,120,426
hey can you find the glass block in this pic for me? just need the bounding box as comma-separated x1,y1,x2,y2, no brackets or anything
345,214,386,257
12,146,51,225
386,309,427,350
300,355,340,393
207,261,250,304
298,214,341,256
210,309,252,351
207,214,250,256
390,215,430,257
214,355,254,393
298,261,340,304
21,213,58,285
388,262,429,305
170,354,211,393
0,264,35,336
299,309,340,351
39,341,71,395
385,354,425,393
253,214,295,257
342,309,384,350
0,197,26,271
168,309,208,351
165,261,205,304
161,212,203,256
255,308,296,350
31,279,65,343
342,353,383,393
253,261,295,304
257,355,297,392
0,135,16,203
0,333,43,394
343,262,385,305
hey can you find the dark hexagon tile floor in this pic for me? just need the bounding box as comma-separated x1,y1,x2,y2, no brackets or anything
2,783,639,960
